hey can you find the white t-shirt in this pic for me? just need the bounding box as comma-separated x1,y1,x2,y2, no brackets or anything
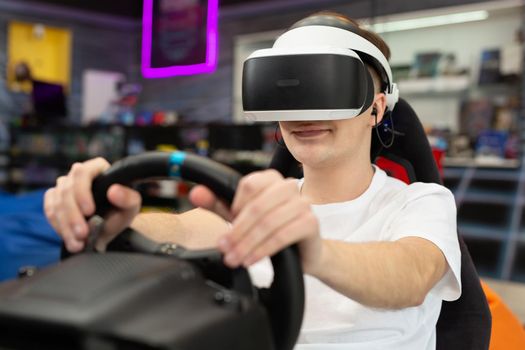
249,166,461,350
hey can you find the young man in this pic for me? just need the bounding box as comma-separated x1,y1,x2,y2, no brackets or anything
44,12,461,350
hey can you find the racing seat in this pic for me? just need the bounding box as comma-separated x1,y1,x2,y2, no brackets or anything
269,98,492,350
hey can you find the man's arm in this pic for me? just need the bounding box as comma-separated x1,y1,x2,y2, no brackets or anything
309,236,448,309
203,170,452,310
132,210,446,309
131,208,230,249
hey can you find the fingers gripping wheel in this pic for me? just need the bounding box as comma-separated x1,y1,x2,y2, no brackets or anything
90,151,304,350
90,151,239,217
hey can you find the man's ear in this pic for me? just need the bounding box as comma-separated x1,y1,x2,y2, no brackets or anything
369,92,387,127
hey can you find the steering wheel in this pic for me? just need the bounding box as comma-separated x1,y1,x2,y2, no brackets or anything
87,151,304,350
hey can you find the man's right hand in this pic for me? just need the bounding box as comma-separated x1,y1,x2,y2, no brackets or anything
44,157,142,253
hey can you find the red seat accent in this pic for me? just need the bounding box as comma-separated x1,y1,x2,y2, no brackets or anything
375,156,413,184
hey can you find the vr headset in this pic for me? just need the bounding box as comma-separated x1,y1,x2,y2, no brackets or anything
242,24,399,122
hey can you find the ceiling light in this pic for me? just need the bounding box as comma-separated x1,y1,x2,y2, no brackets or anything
365,10,489,34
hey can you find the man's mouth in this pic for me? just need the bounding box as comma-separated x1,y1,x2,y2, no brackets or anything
292,125,331,138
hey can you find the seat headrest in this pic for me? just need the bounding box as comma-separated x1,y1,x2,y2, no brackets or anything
371,98,441,184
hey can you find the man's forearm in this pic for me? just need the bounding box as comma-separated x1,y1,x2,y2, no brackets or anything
309,237,447,309
131,208,229,249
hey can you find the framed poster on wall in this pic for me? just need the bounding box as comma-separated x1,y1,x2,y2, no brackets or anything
141,0,218,78
7,21,72,91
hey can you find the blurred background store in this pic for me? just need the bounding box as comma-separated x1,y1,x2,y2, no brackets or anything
0,0,524,327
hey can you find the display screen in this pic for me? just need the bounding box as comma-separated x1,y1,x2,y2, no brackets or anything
141,0,218,78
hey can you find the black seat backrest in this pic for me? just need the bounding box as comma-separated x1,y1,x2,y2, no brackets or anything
269,98,492,350
370,98,441,184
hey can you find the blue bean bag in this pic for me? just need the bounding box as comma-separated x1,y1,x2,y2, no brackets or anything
0,189,61,281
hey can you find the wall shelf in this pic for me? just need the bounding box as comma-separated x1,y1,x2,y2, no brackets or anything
459,223,509,241
461,192,516,206
462,236,503,279
446,160,525,282
444,157,521,169
397,75,470,95
517,235,525,243
4,124,272,192
511,243,525,283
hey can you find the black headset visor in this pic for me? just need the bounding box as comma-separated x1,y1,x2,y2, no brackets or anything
242,54,370,111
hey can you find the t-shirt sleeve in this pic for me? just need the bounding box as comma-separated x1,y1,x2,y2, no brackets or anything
387,184,461,302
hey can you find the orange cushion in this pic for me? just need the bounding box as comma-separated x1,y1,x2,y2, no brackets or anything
481,281,525,350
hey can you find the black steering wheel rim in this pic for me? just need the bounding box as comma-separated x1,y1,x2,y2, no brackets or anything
89,151,304,350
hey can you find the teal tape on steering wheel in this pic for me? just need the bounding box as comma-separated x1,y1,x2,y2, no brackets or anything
169,151,186,178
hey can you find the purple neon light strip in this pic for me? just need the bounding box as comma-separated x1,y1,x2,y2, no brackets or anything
141,0,219,78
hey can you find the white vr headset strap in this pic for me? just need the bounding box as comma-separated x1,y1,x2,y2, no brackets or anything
275,25,399,111
386,83,399,112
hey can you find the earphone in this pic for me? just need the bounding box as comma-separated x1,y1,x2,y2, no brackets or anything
372,105,404,148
